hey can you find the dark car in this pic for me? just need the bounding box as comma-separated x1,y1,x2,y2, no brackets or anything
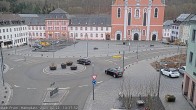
105,67,123,78
77,58,91,65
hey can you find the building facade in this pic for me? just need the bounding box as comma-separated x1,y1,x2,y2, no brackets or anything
68,15,111,40
183,15,196,109
162,20,173,40
111,0,165,41
0,14,29,48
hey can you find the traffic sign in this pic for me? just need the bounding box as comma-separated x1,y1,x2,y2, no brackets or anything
92,75,97,80
92,80,96,85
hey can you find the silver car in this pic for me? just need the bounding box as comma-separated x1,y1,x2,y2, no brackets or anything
178,66,186,75
160,68,180,78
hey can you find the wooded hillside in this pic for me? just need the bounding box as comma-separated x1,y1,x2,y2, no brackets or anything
0,0,196,20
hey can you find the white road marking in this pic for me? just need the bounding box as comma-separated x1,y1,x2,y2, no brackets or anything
78,85,88,88
27,88,37,90
14,85,20,87
14,59,25,62
10,68,14,70
47,87,70,91
97,81,103,84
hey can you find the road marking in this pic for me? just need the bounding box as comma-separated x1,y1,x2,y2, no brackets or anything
14,85,20,87
10,68,14,70
47,87,70,91
97,81,103,84
14,59,25,62
27,88,37,90
78,85,88,88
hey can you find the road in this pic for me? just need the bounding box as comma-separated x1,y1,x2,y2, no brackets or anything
2,41,185,109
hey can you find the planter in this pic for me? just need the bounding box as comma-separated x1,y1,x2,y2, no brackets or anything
66,61,73,66
70,65,77,70
50,63,57,70
61,63,66,69
50,66,57,70
165,94,176,102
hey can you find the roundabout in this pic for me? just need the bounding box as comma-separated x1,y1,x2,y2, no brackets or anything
42,64,86,75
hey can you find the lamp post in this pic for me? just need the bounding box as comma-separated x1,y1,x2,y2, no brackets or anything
0,41,4,86
86,34,88,57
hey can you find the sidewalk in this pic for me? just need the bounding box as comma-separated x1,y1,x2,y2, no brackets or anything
0,64,13,105
84,55,193,110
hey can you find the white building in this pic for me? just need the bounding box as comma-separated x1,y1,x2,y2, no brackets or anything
68,15,111,40
0,14,29,48
162,20,173,41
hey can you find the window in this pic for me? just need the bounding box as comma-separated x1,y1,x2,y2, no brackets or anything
154,8,158,18
96,34,98,37
76,27,78,30
76,33,78,37
90,27,93,30
36,33,38,36
40,33,42,36
36,26,38,30
106,27,108,31
80,27,83,30
71,27,73,30
189,52,193,64
39,27,42,30
101,34,103,38
101,27,103,31
96,27,98,31
128,30,131,35
192,30,196,42
117,8,121,18
10,28,12,32
0,29,1,33
91,33,93,37
0,36,1,40
142,30,146,36
85,27,87,30
135,9,140,18
81,33,83,37
71,33,73,37
128,12,131,25
7,29,8,32
3,29,5,32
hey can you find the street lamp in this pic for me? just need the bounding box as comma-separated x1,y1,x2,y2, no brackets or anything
0,41,5,86
86,34,88,57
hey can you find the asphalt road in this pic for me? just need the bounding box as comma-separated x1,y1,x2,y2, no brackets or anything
2,41,186,110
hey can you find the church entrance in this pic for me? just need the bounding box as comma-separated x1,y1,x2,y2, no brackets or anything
116,34,121,40
152,34,156,41
134,33,139,40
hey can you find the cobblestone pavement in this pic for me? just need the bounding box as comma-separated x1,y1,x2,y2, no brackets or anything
0,64,12,105
84,55,194,110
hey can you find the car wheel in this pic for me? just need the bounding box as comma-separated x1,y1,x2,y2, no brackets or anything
160,71,163,74
113,74,117,78
105,71,108,75
169,75,171,78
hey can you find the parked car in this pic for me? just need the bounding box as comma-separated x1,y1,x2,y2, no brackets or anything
178,66,186,75
160,68,180,78
77,58,91,65
105,67,124,78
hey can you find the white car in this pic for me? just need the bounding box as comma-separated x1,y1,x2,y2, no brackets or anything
178,66,186,75
160,68,180,78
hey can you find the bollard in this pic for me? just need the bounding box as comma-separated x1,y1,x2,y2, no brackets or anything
5,87,7,90
1,101,4,104
5,91,8,93
4,96,6,98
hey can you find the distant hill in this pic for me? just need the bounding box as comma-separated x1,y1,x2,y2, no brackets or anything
0,0,196,20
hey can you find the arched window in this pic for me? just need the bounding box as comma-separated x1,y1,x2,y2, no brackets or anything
117,8,121,18
154,8,158,18
135,9,140,18
128,12,131,25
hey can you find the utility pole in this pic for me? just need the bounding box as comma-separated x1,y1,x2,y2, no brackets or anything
107,43,109,56
123,51,125,72
86,34,89,57
0,42,5,86
123,0,128,41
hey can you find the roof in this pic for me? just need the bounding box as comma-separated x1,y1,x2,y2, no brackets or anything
50,8,68,14
69,14,111,26
176,14,190,22
0,14,25,26
190,15,196,21
19,14,47,25
163,20,173,29
45,13,69,19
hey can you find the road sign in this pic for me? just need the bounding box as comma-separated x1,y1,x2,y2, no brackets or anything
92,75,97,80
92,80,96,85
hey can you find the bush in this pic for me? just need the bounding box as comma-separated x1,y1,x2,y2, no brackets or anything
61,63,66,69
70,65,77,70
50,63,57,70
66,61,73,66
165,94,176,102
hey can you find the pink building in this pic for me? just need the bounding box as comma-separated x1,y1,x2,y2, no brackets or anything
45,8,69,39
111,0,165,41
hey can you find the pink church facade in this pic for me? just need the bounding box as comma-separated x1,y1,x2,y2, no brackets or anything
111,0,165,41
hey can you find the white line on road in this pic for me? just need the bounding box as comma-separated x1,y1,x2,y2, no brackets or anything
97,81,103,84
14,85,20,87
78,85,88,88
47,87,70,91
27,88,37,90
10,68,14,70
